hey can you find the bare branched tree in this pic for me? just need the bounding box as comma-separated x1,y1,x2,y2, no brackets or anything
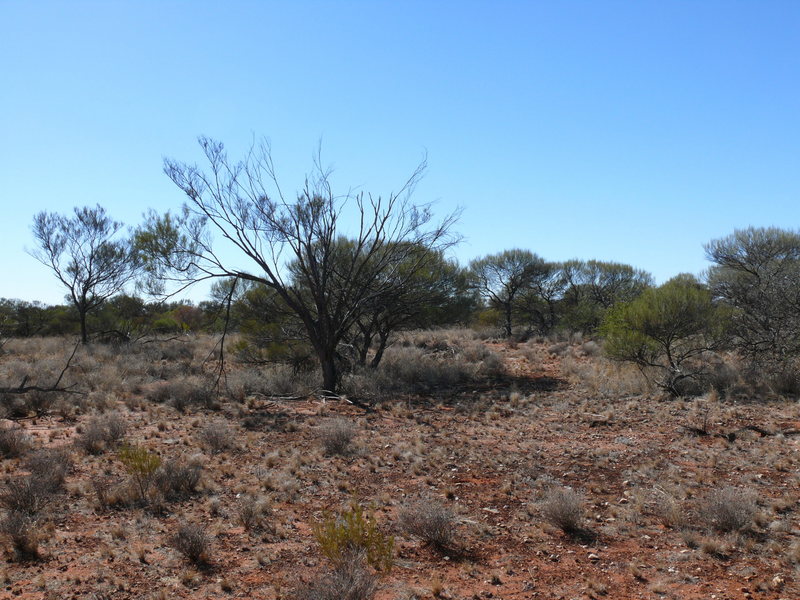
30,205,139,343
137,137,460,394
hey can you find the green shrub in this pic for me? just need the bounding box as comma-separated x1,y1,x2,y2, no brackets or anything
313,499,393,573
118,445,162,504
601,275,730,396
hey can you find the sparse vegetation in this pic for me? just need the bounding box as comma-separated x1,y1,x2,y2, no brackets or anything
0,326,798,597
76,412,127,455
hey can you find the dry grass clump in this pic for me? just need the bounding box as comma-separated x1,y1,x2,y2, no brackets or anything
368,346,478,395
298,556,378,600
155,457,203,501
0,474,59,516
171,522,212,566
648,487,686,529
24,448,72,491
76,412,127,455
541,486,586,534
563,357,651,397
700,487,758,533
398,500,457,552
0,425,31,458
198,422,236,454
397,328,478,352
144,376,215,412
237,494,272,532
320,418,357,456
0,510,42,561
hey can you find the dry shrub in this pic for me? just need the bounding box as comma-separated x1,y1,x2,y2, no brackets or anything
76,412,127,455
171,522,211,566
144,376,215,412
259,363,317,397
563,356,651,397
547,341,571,356
0,511,41,561
648,487,685,529
700,487,757,533
24,448,72,492
0,474,56,516
580,340,601,357
237,494,272,532
397,328,478,352
541,486,585,534
155,458,202,501
298,556,378,600
320,418,356,456
371,346,477,394
398,500,457,552
198,422,235,454
0,425,31,458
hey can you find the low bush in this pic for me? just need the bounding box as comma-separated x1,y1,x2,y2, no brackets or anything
0,474,57,516
76,412,127,455
237,494,272,532
198,422,235,454
320,418,357,456
171,522,211,566
118,445,162,504
24,448,72,492
298,557,378,600
144,376,215,412
0,425,31,458
313,499,393,572
0,511,41,561
700,487,757,533
155,458,202,501
398,500,457,551
541,486,585,534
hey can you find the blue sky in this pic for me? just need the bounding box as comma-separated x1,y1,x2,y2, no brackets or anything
2,1,799,304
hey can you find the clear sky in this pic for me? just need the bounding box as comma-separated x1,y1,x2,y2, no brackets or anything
2,1,799,305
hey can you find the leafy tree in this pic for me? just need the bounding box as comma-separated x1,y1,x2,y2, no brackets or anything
706,227,800,377
516,261,568,335
469,249,545,337
561,259,653,332
601,274,730,396
30,205,139,343
136,137,459,393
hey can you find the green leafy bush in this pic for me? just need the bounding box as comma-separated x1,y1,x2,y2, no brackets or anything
601,275,730,396
118,445,161,504
313,499,393,573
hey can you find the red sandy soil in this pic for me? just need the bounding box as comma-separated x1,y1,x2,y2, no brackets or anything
2,338,799,599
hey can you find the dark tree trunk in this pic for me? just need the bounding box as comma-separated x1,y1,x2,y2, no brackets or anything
316,345,339,394
79,308,89,344
370,331,390,369
503,303,513,337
